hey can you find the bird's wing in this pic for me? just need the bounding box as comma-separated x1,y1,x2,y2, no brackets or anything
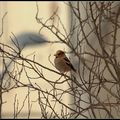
64,57,76,72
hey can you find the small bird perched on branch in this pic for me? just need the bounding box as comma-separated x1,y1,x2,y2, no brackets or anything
54,50,76,73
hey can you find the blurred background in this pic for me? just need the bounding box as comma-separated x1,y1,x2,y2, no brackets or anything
0,1,71,118
0,1,120,119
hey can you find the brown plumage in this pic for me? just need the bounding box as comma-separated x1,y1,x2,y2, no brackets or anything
54,50,76,73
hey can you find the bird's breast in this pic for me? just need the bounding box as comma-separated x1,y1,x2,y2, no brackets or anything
54,58,70,73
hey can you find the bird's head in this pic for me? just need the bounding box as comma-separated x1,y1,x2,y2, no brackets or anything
54,50,65,58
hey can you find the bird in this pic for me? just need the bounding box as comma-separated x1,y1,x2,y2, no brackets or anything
54,50,76,73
